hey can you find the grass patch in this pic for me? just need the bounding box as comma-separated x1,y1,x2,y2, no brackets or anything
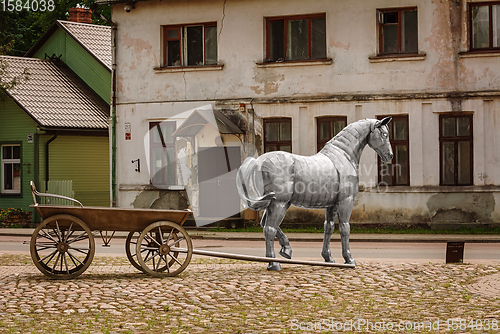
206,225,500,234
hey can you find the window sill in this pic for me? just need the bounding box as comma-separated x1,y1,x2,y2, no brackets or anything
0,192,22,197
369,52,426,63
458,50,500,59
256,59,332,68
153,64,224,73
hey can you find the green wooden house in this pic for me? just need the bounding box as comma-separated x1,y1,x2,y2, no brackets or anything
0,17,111,221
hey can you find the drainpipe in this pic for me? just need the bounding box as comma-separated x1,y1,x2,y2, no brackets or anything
93,5,117,207
45,134,57,183
111,23,117,207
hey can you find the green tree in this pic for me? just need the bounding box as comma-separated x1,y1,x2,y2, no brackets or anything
1,42,30,100
0,0,111,56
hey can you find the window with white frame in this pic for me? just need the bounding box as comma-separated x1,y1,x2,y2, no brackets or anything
149,122,177,186
163,23,218,67
1,145,21,193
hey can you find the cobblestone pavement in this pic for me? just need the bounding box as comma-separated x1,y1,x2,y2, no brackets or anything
0,254,499,333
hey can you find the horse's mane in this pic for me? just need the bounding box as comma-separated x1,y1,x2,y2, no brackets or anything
320,118,375,164
330,119,374,147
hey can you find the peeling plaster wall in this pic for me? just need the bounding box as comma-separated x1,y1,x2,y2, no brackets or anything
251,98,500,227
112,0,499,104
111,0,500,226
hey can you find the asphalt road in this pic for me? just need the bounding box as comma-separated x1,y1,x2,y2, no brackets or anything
1,235,499,265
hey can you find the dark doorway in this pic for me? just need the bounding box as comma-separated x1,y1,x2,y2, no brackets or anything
198,147,241,218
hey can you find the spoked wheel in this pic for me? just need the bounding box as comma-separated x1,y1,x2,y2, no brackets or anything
30,214,95,279
136,221,192,277
125,231,145,272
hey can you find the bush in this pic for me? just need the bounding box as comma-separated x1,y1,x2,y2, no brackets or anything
0,208,33,228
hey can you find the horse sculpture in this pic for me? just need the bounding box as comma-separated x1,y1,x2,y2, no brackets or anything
236,117,393,270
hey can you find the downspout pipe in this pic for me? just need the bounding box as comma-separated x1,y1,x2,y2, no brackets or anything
92,5,117,207
45,134,57,184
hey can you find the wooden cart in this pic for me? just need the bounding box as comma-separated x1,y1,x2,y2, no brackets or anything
29,182,193,279
29,182,354,280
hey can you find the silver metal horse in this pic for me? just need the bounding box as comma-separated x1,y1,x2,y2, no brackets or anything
236,117,393,270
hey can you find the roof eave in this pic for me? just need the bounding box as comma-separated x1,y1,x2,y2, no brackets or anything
1,89,43,128
57,21,112,72
39,126,109,132
25,20,111,72
24,21,60,58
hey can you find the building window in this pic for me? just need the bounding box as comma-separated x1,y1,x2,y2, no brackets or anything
264,118,292,153
378,7,418,55
378,115,409,186
266,14,326,62
470,2,500,50
163,23,217,67
1,145,21,194
150,122,177,186
317,116,346,152
439,114,473,186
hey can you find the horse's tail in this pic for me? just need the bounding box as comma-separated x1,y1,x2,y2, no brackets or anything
236,157,276,211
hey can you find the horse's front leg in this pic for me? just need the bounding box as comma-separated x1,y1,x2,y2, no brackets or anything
338,196,356,266
321,206,336,263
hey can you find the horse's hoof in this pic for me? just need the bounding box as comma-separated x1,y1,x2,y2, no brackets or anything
267,262,282,271
279,246,292,259
321,251,335,263
344,259,356,267
324,256,335,263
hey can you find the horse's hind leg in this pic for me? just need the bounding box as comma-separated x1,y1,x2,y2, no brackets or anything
262,201,290,271
321,206,336,263
338,197,356,266
276,228,292,259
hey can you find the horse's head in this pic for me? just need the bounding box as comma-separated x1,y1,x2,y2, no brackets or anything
368,117,393,163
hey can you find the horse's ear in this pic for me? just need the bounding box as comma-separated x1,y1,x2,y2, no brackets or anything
375,116,392,128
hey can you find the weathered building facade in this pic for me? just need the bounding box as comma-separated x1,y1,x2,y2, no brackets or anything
105,0,500,228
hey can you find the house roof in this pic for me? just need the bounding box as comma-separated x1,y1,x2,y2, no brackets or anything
25,20,112,71
173,109,243,137
1,56,109,130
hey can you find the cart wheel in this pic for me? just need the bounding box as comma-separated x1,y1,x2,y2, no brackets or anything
125,231,145,272
136,221,192,277
30,214,95,279
127,230,180,273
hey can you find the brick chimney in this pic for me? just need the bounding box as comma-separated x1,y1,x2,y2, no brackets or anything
68,8,92,24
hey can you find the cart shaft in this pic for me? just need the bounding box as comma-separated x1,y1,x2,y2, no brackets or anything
172,248,355,268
